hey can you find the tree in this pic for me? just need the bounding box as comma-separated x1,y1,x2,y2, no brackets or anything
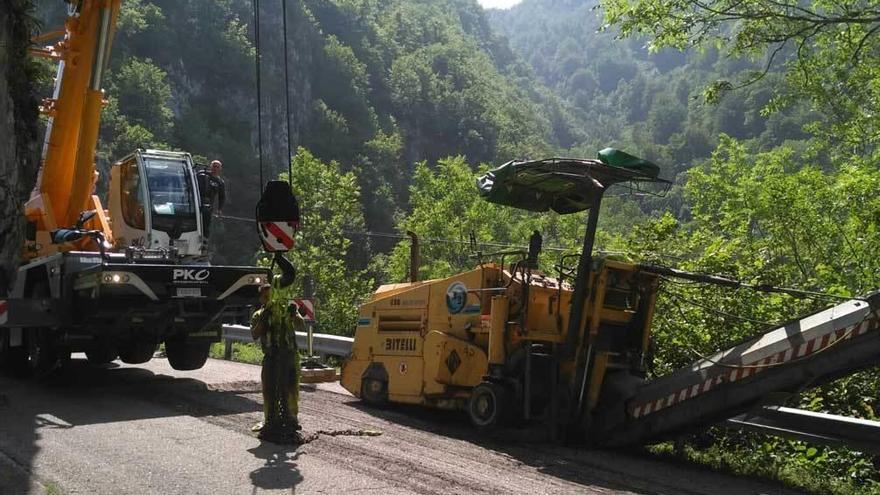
385,155,636,282
603,0,880,152
273,148,373,336
622,136,880,491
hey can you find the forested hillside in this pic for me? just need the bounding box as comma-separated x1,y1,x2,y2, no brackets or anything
488,0,814,179
37,0,583,264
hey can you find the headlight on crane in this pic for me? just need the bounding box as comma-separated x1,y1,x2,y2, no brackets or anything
102,273,130,284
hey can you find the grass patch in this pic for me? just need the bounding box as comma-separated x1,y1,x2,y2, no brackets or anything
44,482,62,495
209,342,264,365
647,434,880,495
211,341,343,373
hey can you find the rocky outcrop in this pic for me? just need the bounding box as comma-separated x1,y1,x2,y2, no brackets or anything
0,1,40,294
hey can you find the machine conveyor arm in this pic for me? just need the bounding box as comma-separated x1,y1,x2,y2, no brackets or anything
596,293,880,447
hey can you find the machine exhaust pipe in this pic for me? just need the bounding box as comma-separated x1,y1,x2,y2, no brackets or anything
407,231,419,283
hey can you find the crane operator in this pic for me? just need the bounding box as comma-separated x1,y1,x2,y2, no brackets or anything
196,159,226,237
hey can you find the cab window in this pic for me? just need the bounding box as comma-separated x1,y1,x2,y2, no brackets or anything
121,160,145,230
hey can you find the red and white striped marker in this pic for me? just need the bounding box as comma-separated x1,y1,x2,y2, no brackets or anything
630,309,879,419
293,298,315,321
0,300,7,325
259,221,297,252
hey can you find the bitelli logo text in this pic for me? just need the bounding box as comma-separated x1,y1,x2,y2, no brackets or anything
173,269,210,282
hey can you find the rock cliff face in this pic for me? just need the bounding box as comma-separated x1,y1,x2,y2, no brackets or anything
0,1,40,294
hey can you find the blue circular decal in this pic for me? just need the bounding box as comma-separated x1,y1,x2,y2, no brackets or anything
445,282,468,314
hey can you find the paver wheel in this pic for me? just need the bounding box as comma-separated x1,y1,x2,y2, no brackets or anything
361,377,388,405
468,382,510,428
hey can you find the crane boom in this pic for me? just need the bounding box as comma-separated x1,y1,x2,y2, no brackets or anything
25,0,120,257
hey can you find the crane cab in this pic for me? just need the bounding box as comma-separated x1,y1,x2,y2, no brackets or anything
108,149,208,260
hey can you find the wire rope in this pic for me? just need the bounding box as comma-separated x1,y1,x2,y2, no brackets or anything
252,0,264,188
280,0,294,185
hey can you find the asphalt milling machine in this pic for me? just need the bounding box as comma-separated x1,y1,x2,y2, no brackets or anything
341,149,880,449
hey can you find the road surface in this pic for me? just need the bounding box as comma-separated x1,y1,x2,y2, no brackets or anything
0,356,803,494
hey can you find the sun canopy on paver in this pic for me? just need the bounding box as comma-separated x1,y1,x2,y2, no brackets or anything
476,148,668,214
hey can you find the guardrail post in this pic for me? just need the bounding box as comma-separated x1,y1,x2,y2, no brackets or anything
224,339,233,360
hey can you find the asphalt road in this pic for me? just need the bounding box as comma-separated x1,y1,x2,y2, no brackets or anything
0,356,804,495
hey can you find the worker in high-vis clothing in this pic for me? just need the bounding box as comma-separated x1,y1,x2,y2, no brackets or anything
250,283,304,442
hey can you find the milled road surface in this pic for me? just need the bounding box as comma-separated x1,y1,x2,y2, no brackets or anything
0,357,803,495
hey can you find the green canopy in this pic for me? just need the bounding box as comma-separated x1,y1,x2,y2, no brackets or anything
476,148,667,214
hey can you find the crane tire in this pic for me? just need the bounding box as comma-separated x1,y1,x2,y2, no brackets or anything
119,340,157,364
166,339,211,370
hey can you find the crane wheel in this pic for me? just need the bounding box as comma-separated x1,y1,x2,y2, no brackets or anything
0,332,29,377
165,339,211,370
85,345,118,365
118,341,157,364
27,329,60,378
361,377,388,405
468,381,509,428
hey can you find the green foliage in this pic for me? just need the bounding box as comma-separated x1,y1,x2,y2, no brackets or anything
650,435,878,495
385,155,644,282
602,0,880,154
100,57,175,159
116,0,164,36
270,149,374,336
386,156,537,280
488,0,816,181
209,341,265,365
623,137,880,490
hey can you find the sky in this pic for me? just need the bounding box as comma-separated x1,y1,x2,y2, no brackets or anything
477,0,523,9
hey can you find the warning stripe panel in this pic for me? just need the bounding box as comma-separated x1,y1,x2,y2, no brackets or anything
293,298,315,320
629,309,879,419
260,221,297,252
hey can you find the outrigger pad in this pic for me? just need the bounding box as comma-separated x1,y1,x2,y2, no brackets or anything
257,180,300,252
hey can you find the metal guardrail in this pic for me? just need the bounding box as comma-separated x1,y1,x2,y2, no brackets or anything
221,324,354,359
727,406,880,455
